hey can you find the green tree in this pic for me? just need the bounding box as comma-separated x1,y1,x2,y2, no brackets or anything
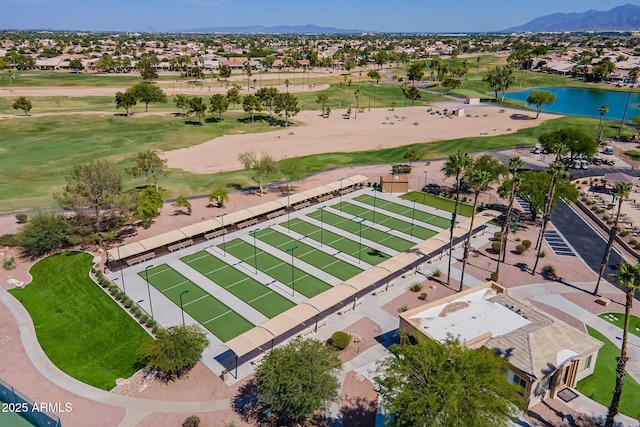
403,147,420,166
255,338,341,423
344,58,356,74
226,86,241,110
218,64,232,80
242,93,261,123
597,104,609,143
115,90,137,116
484,65,515,101
605,262,640,427
12,96,32,116
274,92,300,127
136,53,159,80
95,53,115,73
594,182,633,296
406,61,425,86
376,338,521,427
54,160,129,234
495,156,526,276
68,58,83,72
125,150,170,190
367,70,381,110
208,189,229,208
173,195,192,215
316,94,328,117
518,169,577,222
188,97,207,124
135,186,164,228
209,93,229,121
279,156,305,193
526,90,557,119
441,77,461,94
256,87,279,125
538,127,597,161
442,150,472,288
401,85,421,106
238,151,278,196
137,324,209,379
18,212,70,256
130,82,167,112
174,94,189,115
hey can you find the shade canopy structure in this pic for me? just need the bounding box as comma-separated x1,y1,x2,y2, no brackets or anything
602,172,636,184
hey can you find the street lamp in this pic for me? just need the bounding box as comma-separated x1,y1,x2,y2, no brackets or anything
286,192,291,233
144,265,155,319
249,228,260,274
410,198,418,238
423,170,428,204
179,290,189,326
116,243,126,294
355,218,365,263
216,213,228,256
286,245,298,296
338,178,346,212
371,187,377,225
318,206,326,247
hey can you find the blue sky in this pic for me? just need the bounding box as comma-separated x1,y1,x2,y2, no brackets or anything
0,0,637,33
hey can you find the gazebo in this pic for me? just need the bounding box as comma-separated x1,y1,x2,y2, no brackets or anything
602,172,636,184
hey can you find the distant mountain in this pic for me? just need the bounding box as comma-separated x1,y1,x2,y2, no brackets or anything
503,3,640,32
178,24,366,34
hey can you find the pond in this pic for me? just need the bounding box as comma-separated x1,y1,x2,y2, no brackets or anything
505,87,640,120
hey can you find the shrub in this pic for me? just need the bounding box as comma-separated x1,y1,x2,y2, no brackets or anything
152,325,159,335
99,278,110,288
418,292,428,300
538,251,546,258
620,230,630,237
399,305,409,312
108,284,118,294
0,234,20,247
3,256,16,270
542,265,556,276
409,282,423,292
522,240,532,249
145,318,156,328
493,231,501,239
133,308,142,319
182,415,201,427
15,214,28,224
330,331,351,350
491,241,502,253
591,206,598,212
635,243,640,250
515,237,521,242
630,239,638,246
432,269,442,278
515,244,526,254
139,314,149,324
124,299,133,309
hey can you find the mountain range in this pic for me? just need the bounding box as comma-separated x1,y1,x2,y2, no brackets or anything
178,24,365,34
503,3,640,32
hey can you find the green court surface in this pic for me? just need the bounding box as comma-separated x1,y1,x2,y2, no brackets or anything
400,192,475,218
335,201,437,241
354,194,453,229
254,227,363,280
221,239,332,298
181,250,295,318
287,217,392,265
0,410,34,427
139,265,253,341
306,209,414,252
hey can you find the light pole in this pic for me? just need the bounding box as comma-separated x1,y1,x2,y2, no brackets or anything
179,290,189,325
410,198,418,238
338,178,346,212
371,187,377,225
355,219,365,263
216,213,228,256
116,243,126,294
144,265,155,319
287,192,291,233
286,245,298,296
318,206,326,247
423,170,428,204
249,228,260,274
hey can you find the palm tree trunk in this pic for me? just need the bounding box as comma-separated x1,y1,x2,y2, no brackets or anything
496,188,516,274
532,176,558,275
459,191,480,291
617,85,634,140
594,198,623,295
447,175,462,288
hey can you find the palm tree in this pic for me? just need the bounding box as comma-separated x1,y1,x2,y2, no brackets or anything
594,181,633,296
284,79,290,92
532,161,566,275
604,261,640,427
354,89,361,119
442,150,472,288
459,168,493,290
495,156,526,276
597,104,609,143
617,67,640,140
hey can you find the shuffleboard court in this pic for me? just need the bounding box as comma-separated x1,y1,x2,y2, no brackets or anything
254,228,363,280
287,218,392,265
222,239,332,298
306,209,414,252
354,194,453,229
335,201,437,240
139,264,253,341
181,250,295,318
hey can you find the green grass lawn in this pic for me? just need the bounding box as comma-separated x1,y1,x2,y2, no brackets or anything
139,264,253,341
8,252,151,390
0,410,35,427
576,326,640,420
180,250,295,318
598,313,640,338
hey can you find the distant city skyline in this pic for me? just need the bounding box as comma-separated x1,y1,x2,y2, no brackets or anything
0,0,637,33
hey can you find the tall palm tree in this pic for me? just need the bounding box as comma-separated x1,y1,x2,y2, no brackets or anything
532,161,566,275
617,67,640,140
354,89,361,119
597,104,609,143
459,168,493,290
594,181,633,296
442,150,472,288
605,261,640,427
495,156,526,276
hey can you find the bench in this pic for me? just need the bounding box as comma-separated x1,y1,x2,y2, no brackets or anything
126,252,156,266
596,297,610,307
317,194,332,203
237,218,258,229
342,187,357,194
205,229,226,240
293,201,311,211
168,239,194,252
267,210,285,220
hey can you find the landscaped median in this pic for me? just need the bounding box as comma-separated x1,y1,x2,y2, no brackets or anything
8,251,151,390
